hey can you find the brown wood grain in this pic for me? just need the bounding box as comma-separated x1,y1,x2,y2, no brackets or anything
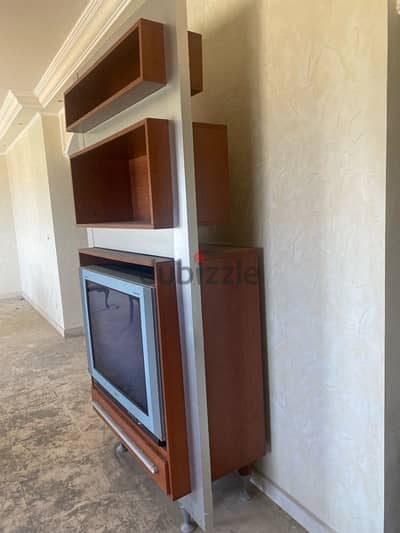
81,250,191,500
79,247,171,268
65,22,204,132
188,32,203,96
70,119,173,228
65,19,166,133
92,385,170,494
154,261,191,499
200,246,266,480
81,246,265,492
193,123,231,225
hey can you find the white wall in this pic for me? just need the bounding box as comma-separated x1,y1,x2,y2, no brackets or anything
6,114,87,335
42,114,87,332
6,115,65,331
188,1,386,531
0,156,20,298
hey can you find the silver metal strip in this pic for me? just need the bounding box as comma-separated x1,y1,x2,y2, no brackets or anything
92,401,159,475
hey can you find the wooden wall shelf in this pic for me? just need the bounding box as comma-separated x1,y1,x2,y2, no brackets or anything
80,246,266,497
64,20,203,133
65,19,166,133
70,118,173,228
70,121,229,228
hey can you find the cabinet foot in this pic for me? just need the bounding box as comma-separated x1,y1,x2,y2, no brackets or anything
239,466,252,502
115,442,128,457
178,502,197,533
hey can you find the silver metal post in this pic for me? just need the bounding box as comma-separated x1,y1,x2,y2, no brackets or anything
178,502,197,533
115,442,128,456
239,474,252,502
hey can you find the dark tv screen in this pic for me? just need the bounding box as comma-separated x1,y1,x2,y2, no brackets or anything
86,280,148,414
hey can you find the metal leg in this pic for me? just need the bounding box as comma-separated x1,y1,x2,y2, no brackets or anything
239,466,252,502
239,474,252,502
178,502,196,533
115,442,128,457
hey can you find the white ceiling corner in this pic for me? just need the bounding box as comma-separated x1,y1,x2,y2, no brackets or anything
0,0,136,152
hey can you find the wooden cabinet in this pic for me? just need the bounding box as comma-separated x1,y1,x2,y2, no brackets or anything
80,246,266,498
70,118,173,228
200,245,266,480
79,248,191,500
64,20,203,133
70,120,230,228
193,123,230,225
188,32,203,96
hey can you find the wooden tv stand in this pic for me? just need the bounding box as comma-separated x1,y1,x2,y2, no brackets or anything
80,245,266,500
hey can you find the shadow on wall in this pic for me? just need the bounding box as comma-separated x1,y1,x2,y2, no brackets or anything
192,0,272,449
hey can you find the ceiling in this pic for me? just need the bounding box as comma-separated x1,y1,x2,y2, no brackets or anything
0,0,89,108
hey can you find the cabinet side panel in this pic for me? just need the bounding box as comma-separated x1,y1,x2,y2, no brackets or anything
140,19,167,83
155,261,191,499
193,123,230,225
201,250,266,480
146,119,174,228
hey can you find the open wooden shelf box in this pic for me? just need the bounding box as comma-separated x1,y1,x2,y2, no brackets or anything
64,17,203,133
70,119,230,228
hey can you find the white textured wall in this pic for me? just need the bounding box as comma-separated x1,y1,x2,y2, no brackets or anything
6,114,87,335
42,114,87,332
6,116,65,331
0,156,20,298
188,1,386,531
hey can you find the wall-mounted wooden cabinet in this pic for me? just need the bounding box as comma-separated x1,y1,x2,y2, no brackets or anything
70,118,173,228
188,31,203,96
70,119,229,228
64,20,203,133
193,123,230,225
65,19,166,133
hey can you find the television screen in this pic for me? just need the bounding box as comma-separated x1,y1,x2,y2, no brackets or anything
86,280,148,414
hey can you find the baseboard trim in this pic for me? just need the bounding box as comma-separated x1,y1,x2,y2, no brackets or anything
22,292,67,338
0,292,22,300
22,293,84,338
64,325,84,338
251,470,334,533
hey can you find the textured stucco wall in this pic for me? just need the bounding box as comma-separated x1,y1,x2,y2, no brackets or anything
41,114,87,332
188,1,387,531
6,114,87,335
0,156,20,298
6,115,65,331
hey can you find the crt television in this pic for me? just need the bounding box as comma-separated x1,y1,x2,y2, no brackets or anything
80,265,165,442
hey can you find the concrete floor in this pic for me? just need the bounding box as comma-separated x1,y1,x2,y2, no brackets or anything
0,298,305,533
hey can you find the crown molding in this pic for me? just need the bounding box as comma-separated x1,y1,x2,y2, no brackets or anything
0,91,42,154
0,92,22,141
34,0,135,109
0,0,143,153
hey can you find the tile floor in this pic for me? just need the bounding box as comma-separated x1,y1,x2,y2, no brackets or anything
0,298,304,533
